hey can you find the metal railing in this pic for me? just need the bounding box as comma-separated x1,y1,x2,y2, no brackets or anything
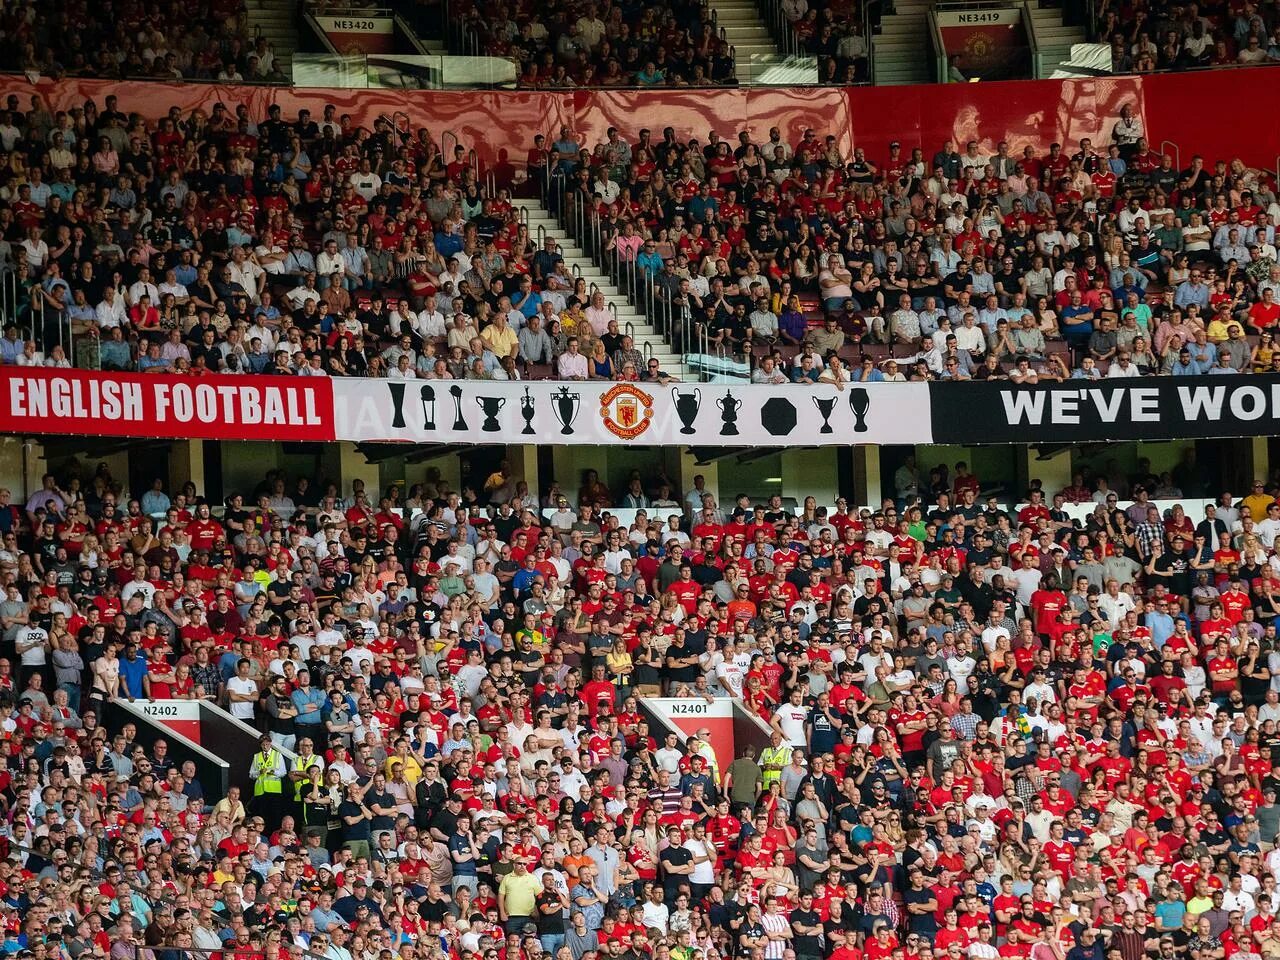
1022,1,1044,78
538,155,699,378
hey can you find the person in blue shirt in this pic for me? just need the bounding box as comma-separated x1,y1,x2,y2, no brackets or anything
1060,292,1095,354
511,554,540,594
550,127,581,175
1170,345,1206,376
1174,273,1211,309
511,278,542,320
291,669,327,734
636,240,663,279
688,184,719,223
117,644,149,699
139,479,170,516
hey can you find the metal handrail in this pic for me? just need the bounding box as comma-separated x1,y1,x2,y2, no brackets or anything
440,129,460,163
1160,139,1181,174
1021,1,1044,78
1,269,16,323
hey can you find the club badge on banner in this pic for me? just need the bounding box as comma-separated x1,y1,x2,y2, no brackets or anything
331,380,934,446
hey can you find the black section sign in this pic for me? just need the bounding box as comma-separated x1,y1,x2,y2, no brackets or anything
930,375,1280,444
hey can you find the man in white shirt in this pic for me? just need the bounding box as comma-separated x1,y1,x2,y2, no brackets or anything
316,240,345,284
1097,580,1136,625
1258,502,1280,549
128,268,159,306
1107,353,1141,377
287,276,323,311
654,733,683,775
348,160,382,201
157,270,189,304
953,313,987,356
96,288,127,329
228,248,265,304
771,688,809,747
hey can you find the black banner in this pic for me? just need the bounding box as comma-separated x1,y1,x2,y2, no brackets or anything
930,375,1280,444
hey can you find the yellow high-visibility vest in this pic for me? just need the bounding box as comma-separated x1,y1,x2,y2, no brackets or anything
254,750,283,796
760,745,790,787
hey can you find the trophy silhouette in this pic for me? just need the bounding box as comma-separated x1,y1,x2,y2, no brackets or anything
552,386,580,435
476,395,506,432
449,384,468,431
420,384,436,430
519,387,536,435
672,387,701,434
849,387,870,433
812,395,836,434
717,389,741,436
389,382,408,429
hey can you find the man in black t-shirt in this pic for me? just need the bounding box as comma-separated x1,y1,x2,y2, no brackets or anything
659,825,694,900
363,772,398,836
535,875,569,955
791,891,824,960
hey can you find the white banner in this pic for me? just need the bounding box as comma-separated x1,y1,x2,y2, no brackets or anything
935,8,1022,25
332,379,934,446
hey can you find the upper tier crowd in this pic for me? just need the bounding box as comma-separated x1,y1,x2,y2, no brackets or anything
4,93,1280,383
1095,0,1280,73
0,0,286,83
6,451,1280,960
464,0,741,89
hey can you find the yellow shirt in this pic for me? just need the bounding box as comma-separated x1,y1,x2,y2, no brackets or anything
482,323,518,357
499,870,542,917
1243,492,1275,521
384,753,422,785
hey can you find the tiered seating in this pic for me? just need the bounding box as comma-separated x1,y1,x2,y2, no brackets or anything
459,0,738,87
1095,0,1280,71
0,0,286,82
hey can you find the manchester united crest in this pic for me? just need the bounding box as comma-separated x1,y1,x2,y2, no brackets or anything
598,383,654,440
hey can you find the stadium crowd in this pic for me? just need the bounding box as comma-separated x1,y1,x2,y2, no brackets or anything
0,0,286,83
5,92,1280,384
8,452,1280,960
1095,0,1280,74
460,0,739,88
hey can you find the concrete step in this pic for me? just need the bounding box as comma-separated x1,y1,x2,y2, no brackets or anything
520,195,694,377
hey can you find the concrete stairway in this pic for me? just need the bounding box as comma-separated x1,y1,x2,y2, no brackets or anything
520,200,692,379
1026,2,1086,76
707,0,784,79
245,0,299,78
871,0,933,84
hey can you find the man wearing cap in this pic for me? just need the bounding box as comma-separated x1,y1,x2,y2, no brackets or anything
249,734,287,827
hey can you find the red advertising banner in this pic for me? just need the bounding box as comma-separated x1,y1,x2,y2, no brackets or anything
2,66,1276,176
0,369,336,442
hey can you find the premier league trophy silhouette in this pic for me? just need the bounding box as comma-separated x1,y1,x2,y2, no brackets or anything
552,386,580,435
